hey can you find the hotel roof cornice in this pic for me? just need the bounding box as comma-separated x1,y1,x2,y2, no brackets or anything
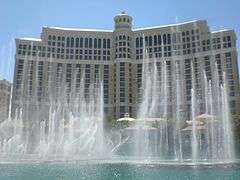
16,17,234,43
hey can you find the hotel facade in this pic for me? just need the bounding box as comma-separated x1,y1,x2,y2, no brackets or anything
12,12,240,121
0,77,11,122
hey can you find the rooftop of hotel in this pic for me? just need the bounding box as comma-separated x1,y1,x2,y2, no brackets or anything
16,16,234,42
133,20,203,31
44,20,205,32
17,37,42,41
43,26,113,32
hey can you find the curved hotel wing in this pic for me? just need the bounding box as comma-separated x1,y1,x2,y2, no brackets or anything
13,12,239,120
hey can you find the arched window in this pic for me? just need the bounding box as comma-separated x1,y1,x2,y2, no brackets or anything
48,35,52,40
98,39,101,48
66,37,70,47
80,38,83,48
71,37,74,47
107,39,111,48
163,34,167,45
94,38,97,48
149,36,152,46
140,37,143,47
136,37,139,48
154,35,157,46
76,38,79,47
103,39,106,48
158,35,161,45
167,34,171,44
53,35,56,40
84,38,88,48
89,38,92,48
145,36,148,46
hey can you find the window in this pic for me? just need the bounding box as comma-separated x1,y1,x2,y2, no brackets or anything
158,35,162,45
94,38,97,48
149,36,152,46
103,39,106,48
66,37,70,47
107,39,111,48
71,37,74,47
167,34,171,44
89,38,92,48
76,38,79,47
163,34,167,45
85,38,88,48
145,36,148,46
154,35,157,46
80,38,83,48
98,39,102,48
225,52,231,58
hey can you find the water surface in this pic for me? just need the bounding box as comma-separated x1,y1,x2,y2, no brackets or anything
0,161,239,180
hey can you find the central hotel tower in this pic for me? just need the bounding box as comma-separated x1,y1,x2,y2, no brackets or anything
13,12,239,121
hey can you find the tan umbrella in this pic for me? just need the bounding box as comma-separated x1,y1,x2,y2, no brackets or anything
195,114,216,120
117,113,136,122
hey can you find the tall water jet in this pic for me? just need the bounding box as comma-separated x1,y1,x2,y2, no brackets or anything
220,72,235,161
202,65,235,162
190,60,199,163
191,88,198,162
160,60,169,156
134,36,169,159
173,61,183,161
135,41,154,158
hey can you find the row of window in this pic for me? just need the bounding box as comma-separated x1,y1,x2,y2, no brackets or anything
18,36,230,51
135,29,200,48
115,17,130,23
18,35,232,61
48,35,111,49
135,35,231,48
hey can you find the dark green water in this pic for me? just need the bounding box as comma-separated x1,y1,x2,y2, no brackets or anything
0,161,239,180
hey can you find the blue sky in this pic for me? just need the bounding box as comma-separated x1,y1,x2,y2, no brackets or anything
0,0,239,81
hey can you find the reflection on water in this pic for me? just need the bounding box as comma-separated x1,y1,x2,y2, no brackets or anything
0,161,240,180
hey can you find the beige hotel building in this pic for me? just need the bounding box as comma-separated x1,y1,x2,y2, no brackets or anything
0,77,11,122
12,12,240,121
